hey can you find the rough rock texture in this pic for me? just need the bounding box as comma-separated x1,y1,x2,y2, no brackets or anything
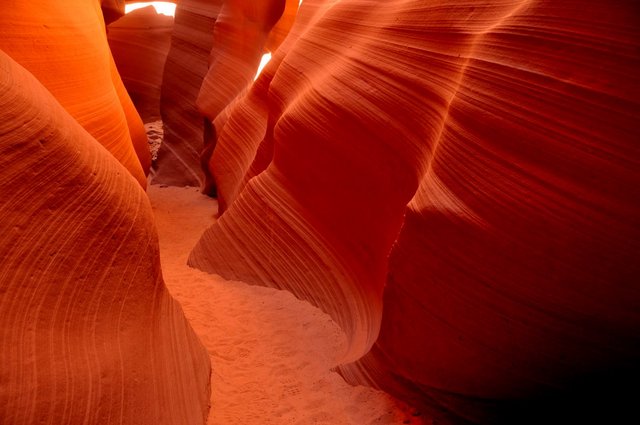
108,6,174,123
155,0,223,186
190,0,640,422
0,50,210,425
0,0,150,187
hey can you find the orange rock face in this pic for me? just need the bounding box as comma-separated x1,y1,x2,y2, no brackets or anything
0,51,210,424
190,0,640,421
196,0,287,121
0,0,150,187
155,0,223,186
2,0,638,422
196,0,294,194
108,6,174,123
155,0,292,190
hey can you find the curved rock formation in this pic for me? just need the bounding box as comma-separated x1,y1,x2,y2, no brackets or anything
191,0,457,362
345,2,640,422
200,0,328,213
156,0,293,190
265,0,299,53
196,0,287,121
111,53,154,178
156,0,222,186
190,0,640,422
196,0,292,194
101,0,126,24
108,6,174,123
0,0,150,187
0,50,210,425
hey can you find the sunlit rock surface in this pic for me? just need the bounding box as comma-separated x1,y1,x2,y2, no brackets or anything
0,0,150,187
190,0,640,422
0,50,210,425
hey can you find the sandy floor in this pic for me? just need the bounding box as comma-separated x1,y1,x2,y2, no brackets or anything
148,185,425,425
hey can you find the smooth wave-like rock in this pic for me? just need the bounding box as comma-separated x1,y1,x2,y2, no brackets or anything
190,0,640,422
101,0,125,24
196,0,287,121
191,0,437,362
155,0,294,190
0,50,210,425
343,2,640,422
265,0,299,53
108,6,174,123
196,0,292,194
0,0,150,187
155,0,223,186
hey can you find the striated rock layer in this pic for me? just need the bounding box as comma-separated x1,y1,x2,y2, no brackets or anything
155,0,293,190
197,0,294,194
0,51,210,425
190,0,640,422
345,3,640,422
0,0,150,187
156,0,223,186
196,0,289,121
108,6,174,123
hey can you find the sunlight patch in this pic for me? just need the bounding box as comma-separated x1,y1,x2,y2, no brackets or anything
255,52,273,80
125,2,176,17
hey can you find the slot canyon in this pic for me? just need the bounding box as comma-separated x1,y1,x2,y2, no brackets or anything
0,0,638,424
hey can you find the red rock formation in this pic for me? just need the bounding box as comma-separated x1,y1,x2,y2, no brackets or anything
156,0,292,190
191,0,443,362
196,0,292,194
196,0,287,121
110,53,154,178
265,0,299,53
0,0,150,187
156,0,223,186
108,6,174,123
0,50,210,424
190,0,640,421
344,3,640,422
101,0,126,24
200,0,324,212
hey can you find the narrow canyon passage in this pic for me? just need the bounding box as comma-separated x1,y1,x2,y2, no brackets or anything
148,185,423,425
1,1,638,423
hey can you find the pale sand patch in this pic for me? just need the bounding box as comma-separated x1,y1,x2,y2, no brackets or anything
144,120,163,162
148,185,425,425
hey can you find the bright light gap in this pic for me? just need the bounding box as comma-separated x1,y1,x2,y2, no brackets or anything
125,2,176,17
255,53,273,80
